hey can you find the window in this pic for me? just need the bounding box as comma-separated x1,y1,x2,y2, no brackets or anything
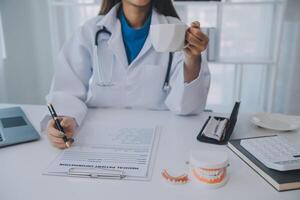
48,0,285,112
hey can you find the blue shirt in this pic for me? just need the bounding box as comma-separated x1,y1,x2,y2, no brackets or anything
119,10,151,64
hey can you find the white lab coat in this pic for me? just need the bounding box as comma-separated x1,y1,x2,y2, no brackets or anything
43,3,210,128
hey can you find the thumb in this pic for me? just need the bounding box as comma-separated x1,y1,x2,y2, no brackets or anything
60,117,75,129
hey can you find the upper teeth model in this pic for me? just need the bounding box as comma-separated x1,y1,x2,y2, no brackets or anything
191,167,226,184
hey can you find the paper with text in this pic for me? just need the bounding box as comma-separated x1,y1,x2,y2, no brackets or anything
44,127,159,180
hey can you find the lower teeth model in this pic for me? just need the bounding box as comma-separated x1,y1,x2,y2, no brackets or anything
161,169,189,184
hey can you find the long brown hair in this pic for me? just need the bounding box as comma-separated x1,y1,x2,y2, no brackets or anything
99,0,179,19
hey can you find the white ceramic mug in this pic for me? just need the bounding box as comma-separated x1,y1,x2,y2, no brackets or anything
150,24,188,52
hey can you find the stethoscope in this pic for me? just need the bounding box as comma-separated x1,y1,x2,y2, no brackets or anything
93,26,173,91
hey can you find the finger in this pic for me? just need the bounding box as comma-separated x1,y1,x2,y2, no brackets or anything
48,119,73,133
186,32,205,47
48,118,64,136
48,126,64,137
53,140,72,149
53,117,73,132
60,118,70,128
47,119,55,128
48,126,74,143
48,133,65,144
52,142,68,149
48,133,72,149
189,29,208,43
64,131,74,138
48,129,61,138
48,129,74,143
186,45,201,56
191,21,200,28
186,33,208,52
184,46,192,55
188,28,208,42
186,40,206,53
60,118,75,129
187,42,206,54
190,31,208,46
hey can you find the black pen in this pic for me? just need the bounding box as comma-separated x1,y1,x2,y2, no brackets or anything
47,103,74,148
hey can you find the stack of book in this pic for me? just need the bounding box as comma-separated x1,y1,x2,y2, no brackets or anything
228,139,300,191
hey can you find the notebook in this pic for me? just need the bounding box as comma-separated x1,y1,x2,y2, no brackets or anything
228,138,300,191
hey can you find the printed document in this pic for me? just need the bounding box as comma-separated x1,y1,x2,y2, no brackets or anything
44,126,160,180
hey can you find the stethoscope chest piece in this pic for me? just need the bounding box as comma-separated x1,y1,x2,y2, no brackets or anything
163,84,171,92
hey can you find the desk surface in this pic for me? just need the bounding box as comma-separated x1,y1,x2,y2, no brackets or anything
0,104,299,200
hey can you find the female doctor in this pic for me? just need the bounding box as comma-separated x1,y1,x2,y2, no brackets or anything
46,0,210,149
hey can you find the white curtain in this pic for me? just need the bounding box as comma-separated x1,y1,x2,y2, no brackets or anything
274,22,300,114
285,23,300,114
0,10,7,103
273,0,300,115
0,11,6,62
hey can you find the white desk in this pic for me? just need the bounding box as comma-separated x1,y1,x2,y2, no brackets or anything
0,104,299,200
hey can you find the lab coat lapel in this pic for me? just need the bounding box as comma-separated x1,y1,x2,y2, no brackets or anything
107,22,129,68
96,3,128,68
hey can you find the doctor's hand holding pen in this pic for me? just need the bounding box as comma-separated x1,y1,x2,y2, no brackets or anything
184,21,209,83
47,117,76,149
45,103,75,149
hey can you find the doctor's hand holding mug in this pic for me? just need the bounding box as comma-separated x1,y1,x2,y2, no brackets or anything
45,0,211,149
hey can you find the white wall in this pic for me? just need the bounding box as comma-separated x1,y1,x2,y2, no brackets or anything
0,0,53,104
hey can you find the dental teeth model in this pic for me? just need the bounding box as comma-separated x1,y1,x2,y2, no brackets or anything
161,169,189,184
189,150,229,189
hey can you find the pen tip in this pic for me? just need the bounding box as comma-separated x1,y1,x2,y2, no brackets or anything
65,138,74,148
65,141,71,148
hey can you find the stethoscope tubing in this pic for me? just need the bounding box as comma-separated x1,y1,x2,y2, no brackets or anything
94,26,173,91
